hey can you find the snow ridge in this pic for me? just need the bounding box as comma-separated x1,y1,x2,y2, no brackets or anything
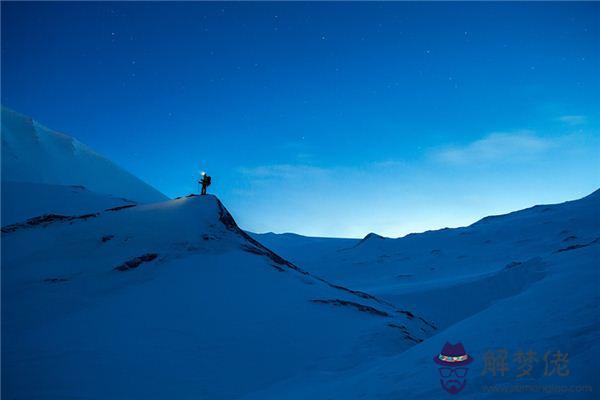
1,106,167,204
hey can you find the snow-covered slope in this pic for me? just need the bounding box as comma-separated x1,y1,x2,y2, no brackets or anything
243,190,600,399
1,181,137,225
254,190,598,299
1,195,435,399
250,231,360,269
1,106,167,205
2,104,597,398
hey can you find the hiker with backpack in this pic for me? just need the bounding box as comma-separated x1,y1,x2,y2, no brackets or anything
199,172,212,195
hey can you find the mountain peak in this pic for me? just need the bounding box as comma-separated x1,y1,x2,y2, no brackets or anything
362,232,385,241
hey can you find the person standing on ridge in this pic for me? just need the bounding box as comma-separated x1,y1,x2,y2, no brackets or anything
199,172,212,195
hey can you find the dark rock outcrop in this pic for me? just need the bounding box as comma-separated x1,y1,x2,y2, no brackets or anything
43,277,69,283
505,261,522,269
556,238,599,253
105,204,137,212
310,299,390,317
387,323,423,343
114,253,158,271
101,235,114,243
213,197,433,328
2,213,99,233
216,198,308,274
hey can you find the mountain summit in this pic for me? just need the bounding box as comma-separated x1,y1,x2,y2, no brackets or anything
2,193,434,399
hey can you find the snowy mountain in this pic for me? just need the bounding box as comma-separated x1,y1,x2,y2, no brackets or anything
248,190,600,399
1,106,167,210
1,194,435,399
2,107,597,399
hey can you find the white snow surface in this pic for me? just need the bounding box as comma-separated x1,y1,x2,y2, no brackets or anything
1,195,433,400
2,105,598,399
1,106,167,204
1,181,137,226
248,190,600,399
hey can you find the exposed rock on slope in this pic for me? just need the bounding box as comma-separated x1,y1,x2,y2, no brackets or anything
1,194,434,400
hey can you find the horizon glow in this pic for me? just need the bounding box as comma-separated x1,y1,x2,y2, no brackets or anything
2,2,599,238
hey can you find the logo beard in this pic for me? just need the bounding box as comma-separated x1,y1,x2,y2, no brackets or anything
440,379,467,394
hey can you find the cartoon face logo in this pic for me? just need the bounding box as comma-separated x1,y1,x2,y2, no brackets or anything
433,342,473,394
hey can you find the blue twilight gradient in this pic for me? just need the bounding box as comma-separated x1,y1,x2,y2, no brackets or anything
2,2,599,237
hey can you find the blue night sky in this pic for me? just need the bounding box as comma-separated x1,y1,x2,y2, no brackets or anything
2,2,599,237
